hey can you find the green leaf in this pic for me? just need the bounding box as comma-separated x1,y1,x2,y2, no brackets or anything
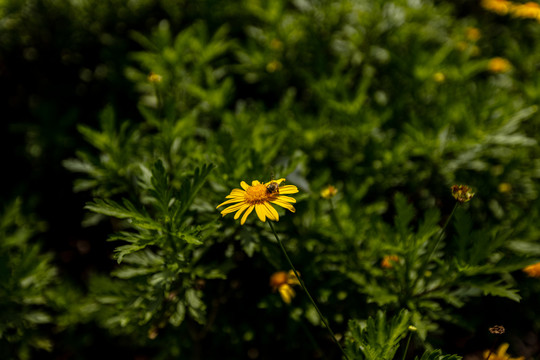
170,301,186,326
468,280,521,302
415,349,462,360
85,198,162,231
394,193,415,243
347,310,411,360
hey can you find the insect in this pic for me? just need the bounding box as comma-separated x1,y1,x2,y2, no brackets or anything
266,181,280,194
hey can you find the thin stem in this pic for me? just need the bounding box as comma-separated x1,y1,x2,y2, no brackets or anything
268,221,350,360
425,203,458,265
401,330,413,360
411,203,458,293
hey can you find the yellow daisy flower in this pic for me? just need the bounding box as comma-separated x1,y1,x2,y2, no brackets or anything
481,0,512,15
321,185,338,199
512,2,540,19
216,178,299,225
270,270,301,304
523,261,540,278
488,57,512,74
483,343,524,360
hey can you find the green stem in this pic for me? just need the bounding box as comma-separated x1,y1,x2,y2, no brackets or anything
401,330,413,360
268,221,350,360
411,203,458,293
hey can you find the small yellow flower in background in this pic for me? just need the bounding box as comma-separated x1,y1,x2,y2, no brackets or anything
451,185,475,203
321,185,338,199
266,60,282,73
466,27,481,42
148,71,162,83
270,38,283,51
512,2,540,19
216,179,298,225
482,343,524,360
433,72,446,83
498,182,512,193
481,0,513,15
270,270,301,304
381,255,400,269
488,57,512,74
523,261,540,278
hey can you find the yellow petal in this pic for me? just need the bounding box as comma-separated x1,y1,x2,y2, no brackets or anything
227,189,246,197
263,202,279,221
255,204,266,222
270,199,296,213
216,198,244,208
251,180,261,186
234,204,251,220
240,181,250,190
278,185,299,194
287,270,300,285
497,343,509,357
264,178,286,186
241,205,254,225
221,202,247,216
276,195,296,203
278,284,295,304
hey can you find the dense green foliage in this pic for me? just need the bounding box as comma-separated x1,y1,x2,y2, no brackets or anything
2,0,540,359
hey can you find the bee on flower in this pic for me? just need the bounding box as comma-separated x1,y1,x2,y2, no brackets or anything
270,270,301,304
451,185,475,203
216,178,298,225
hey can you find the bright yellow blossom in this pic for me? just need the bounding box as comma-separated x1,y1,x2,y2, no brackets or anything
488,57,512,74
512,2,540,19
482,343,524,360
523,261,540,278
270,270,301,304
321,185,338,199
216,179,298,225
481,0,513,15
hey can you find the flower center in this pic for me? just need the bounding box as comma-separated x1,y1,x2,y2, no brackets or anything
244,184,274,204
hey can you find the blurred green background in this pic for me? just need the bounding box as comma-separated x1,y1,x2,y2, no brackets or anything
2,0,540,359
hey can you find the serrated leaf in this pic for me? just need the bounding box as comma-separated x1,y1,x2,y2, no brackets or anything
415,349,462,360
469,281,521,302
347,310,411,360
